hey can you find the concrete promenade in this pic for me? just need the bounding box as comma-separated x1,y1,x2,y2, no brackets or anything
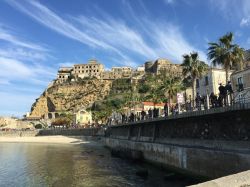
105,103,250,179
189,170,250,187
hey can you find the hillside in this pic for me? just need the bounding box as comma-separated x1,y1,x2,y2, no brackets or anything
29,79,112,117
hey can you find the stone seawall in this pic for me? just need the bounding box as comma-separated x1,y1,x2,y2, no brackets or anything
105,105,250,179
38,128,100,136
0,130,38,137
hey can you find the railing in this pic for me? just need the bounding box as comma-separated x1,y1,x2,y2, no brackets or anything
108,101,250,126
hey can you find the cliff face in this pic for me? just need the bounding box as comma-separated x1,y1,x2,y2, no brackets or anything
30,79,112,117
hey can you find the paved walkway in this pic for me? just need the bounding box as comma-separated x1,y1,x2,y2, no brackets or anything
189,170,250,187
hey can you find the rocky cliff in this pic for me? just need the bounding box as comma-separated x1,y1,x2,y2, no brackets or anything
29,79,112,117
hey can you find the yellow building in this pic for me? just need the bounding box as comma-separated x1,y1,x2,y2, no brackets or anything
75,109,92,126
231,68,250,103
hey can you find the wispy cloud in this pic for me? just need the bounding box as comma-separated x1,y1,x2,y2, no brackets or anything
0,57,55,84
240,17,250,27
6,0,134,66
6,0,206,65
164,0,174,5
209,0,250,27
0,26,47,51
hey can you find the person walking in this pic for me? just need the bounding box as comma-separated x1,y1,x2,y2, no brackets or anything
153,107,157,118
164,102,169,117
225,81,233,105
141,110,146,120
148,108,152,119
219,83,226,107
195,92,202,110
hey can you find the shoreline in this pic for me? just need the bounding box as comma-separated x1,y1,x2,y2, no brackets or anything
0,135,91,144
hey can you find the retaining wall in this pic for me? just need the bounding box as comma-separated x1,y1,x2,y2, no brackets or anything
105,105,250,179
38,128,100,136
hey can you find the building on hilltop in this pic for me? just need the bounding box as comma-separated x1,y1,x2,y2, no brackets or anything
101,66,133,80
72,59,104,79
57,67,73,83
112,66,132,78
144,58,182,77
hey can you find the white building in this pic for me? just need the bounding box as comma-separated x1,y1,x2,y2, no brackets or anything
196,68,233,97
231,68,250,103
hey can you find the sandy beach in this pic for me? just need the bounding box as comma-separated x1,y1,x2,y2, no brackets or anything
0,135,91,144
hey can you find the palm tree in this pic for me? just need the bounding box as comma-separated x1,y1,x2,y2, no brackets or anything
159,75,184,105
232,45,245,71
207,32,245,81
182,52,207,108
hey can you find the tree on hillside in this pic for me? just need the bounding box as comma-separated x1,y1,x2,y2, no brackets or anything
182,52,207,108
208,32,245,81
158,75,184,105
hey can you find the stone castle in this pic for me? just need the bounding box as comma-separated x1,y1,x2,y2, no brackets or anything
56,58,182,84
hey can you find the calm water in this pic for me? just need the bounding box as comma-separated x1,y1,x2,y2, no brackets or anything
0,142,199,187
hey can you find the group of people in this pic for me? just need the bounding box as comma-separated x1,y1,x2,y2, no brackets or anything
194,81,234,109
210,81,233,108
121,107,162,123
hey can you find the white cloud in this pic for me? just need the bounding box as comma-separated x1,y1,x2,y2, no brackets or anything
6,0,206,66
164,0,174,4
209,0,250,27
6,0,134,66
0,26,47,51
0,48,48,61
240,17,250,27
0,57,55,85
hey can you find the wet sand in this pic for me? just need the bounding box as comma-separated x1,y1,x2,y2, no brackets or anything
0,135,90,144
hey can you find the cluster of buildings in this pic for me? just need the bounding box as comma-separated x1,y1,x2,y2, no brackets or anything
26,51,250,127
56,58,182,83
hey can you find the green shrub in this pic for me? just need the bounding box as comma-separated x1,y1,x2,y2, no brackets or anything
35,124,43,129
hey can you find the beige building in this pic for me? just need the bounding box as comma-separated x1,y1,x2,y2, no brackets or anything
145,58,182,77
231,68,250,103
196,68,233,97
111,67,133,78
73,59,104,79
57,67,73,83
75,109,92,126
101,66,133,80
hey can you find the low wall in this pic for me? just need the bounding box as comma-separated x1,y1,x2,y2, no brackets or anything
0,130,38,137
105,105,250,179
38,128,100,136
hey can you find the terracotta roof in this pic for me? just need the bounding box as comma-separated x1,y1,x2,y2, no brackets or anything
142,102,165,106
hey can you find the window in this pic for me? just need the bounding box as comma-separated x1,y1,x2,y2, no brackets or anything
238,77,244,91
196,79,200,88
205,76,209,86
238,77,243,85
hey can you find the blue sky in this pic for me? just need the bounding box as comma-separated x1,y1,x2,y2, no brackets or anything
0,0,250,117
